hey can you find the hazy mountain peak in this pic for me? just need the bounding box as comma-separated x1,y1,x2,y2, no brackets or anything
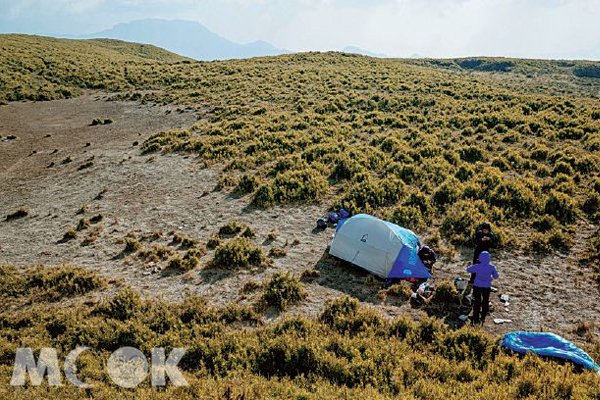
81,18,285,61
342,46,388,58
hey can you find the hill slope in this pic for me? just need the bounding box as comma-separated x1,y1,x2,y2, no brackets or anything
0,34,190,102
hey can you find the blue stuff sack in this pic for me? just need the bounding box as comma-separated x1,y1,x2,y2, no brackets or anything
338,209,349,219
502,331,600,371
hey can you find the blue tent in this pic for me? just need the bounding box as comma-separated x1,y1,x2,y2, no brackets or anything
330,214,432,280
502,331,600,371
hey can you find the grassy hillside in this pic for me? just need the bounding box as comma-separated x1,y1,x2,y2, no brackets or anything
0,266,599,399
2,35,600,265
0,34,190,102
1,36,600,398
409,56,600,77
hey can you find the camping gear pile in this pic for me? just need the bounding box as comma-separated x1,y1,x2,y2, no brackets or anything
316,209,349,230
416,282,436,299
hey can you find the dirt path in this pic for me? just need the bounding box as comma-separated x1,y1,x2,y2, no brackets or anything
1,94,598,346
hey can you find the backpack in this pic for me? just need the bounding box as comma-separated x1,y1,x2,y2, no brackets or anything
328,213,340,223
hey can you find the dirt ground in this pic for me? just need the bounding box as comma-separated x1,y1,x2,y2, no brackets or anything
1,93,598,345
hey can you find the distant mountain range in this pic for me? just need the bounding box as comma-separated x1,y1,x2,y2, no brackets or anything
73,19,394,61
76,19,288,61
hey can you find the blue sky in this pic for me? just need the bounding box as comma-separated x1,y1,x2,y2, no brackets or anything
1,0,599,59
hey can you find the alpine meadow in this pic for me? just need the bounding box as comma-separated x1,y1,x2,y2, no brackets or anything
1,33,600,399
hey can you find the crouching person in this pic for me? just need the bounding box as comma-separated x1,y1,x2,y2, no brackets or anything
418,246,437,273
466,251,498,325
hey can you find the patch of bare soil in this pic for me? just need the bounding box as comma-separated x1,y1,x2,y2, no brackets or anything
1,93,598,346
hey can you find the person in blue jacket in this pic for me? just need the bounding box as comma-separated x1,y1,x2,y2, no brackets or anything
466,251,498,325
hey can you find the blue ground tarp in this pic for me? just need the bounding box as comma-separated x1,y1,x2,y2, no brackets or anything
502,331,600,371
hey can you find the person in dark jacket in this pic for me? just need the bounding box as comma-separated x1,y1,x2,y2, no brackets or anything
418,246,437,273
466,251,498,325
473,222,496,264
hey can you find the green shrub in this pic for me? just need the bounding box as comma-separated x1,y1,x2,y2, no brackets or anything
76,218,90,231
529,228,572,253
489,179,539,218
168,255,199,272
218,221,246,236
458,146,484,163
388,316,414,340
582,193,599,217
95,287,142,321
337,177,405,214
261,272,306,311
379,281,412,302
544,190,578,224
62,226,77,241
210,237,265,270
432,179,463,208
1,265,107,302
320,296,382,334
429,281,461,305
240,226,256,238
124,237,141,253
216,173,238,190
268,246,287,258
532,215,559,232
237,173,261,193
440,200,486,245
581,228,600,264
206,235,221,249
253,169,328,207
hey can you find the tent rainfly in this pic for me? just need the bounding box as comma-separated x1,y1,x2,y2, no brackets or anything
329,214,432,280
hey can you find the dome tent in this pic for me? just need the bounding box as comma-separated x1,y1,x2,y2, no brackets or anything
329,214,432,280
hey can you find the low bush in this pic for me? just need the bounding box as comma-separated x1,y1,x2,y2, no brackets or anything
95,287,143,321
77,161,94,170
168,254,199,272
532,215,559,232
237,173,262,194
124,237,141,253
76,218,90,231
529,228,573,254
440,200,486,245
218,221,246,236
582,193,599,217
252,169,328,207
378,281,413,302
1,264,107,302
268,246,287,258
209,237,266,270
62,226,77,241
260,272,306,311
428,281,462,305
206,235,221,249
320,296,382,334
91,118,112,126
545,190,578,224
